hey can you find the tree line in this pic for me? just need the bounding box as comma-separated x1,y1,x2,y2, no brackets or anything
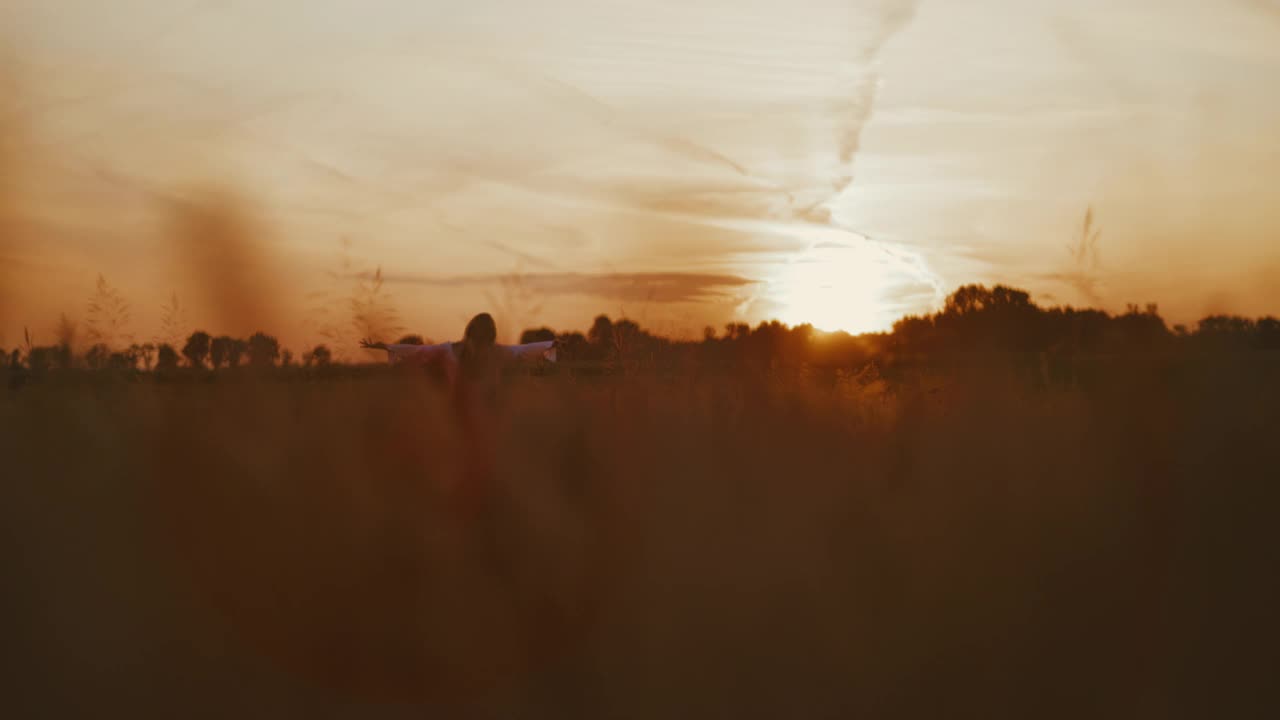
6,332,334,374
4,284,1278,380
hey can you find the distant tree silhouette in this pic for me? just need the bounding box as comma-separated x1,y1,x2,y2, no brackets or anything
131,343,156,371
182,331,212,369
47,341,73,371
520,327,556,344
1110,304,1170,350
554,332,588,363
26,346,56,373
248,332,280,368
612,319,644,365
209,336,231,369
588,316,614,346
307,345,332,367
396,334,425,345
18,280,1275,379
944,284,1032,316
226,338,248,368
892,314,935,351
85,343,111,370
7,350,26,392
107,351,133,371
1196,315,1258,349
155,344,180,372
929,284,1041,352
587,315,617,363
1257,317,1280,349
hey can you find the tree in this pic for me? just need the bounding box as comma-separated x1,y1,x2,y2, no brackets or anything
248,332,280,368
84,343,111,370
49,339,73,370
396,334,425,345
520,327,556,344
613,319,643,361
723,323,749,341
27,346,61,373
182,331,212,369
281,349,294,367
588,315,614,346
1196,315,1255,349
586,315,618,363
120,345,144,370
132,343,156,371
1111,304,1170,350
1257,317,1280,349
934,284,1042,352
892,314,936,351
307,345,332,367
210,336,230,369
554,332,588,363
944,284,1032,316
226,338,248,368
107,351,133,371
155,344,180,372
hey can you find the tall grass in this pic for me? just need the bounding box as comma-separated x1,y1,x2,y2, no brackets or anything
2,354,1275,717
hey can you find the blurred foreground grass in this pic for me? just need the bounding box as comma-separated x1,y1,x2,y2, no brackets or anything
2,357,1276,718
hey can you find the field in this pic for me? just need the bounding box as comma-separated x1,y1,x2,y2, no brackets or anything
2,354,1276,717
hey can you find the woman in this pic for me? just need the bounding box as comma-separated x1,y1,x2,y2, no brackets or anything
360,314,557,512
362,315,555,371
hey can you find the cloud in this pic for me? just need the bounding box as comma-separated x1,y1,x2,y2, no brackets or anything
371,270,761,305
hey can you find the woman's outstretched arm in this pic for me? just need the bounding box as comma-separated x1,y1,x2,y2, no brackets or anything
499,339,558,362
366,340,458,366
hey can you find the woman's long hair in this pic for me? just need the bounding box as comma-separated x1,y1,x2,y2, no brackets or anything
455,312,498,378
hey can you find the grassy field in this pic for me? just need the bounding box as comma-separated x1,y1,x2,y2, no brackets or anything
2,356,1276,717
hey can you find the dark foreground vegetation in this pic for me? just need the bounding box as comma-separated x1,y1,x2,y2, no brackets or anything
2,285,1277,717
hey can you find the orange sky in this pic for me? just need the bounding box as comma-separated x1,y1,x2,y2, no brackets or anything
2,0,1278,354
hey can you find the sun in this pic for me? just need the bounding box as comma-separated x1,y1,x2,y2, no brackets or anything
771,242,905,334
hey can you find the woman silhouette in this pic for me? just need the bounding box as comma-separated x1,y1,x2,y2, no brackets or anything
360,313,556,377
360,314,557,512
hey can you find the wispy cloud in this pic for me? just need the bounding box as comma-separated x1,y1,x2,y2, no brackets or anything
369,270,761,305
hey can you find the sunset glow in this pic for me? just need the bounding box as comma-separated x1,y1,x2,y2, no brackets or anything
1,0,1278,348
771,241,908,334
5,2,1278,714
